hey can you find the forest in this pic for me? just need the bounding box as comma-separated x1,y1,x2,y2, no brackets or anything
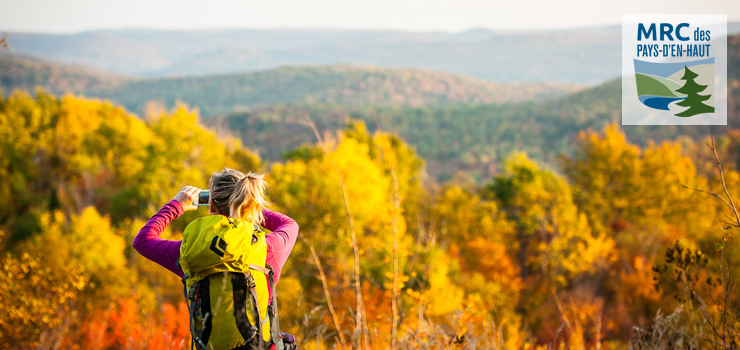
3,85,740,349
2,35,737,184
213,35,740,183
0,29,739,350
0,55,576,117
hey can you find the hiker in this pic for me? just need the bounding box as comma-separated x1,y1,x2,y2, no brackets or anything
133,168,299,350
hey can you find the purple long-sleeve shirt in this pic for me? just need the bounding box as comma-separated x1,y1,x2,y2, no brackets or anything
133,200,299,288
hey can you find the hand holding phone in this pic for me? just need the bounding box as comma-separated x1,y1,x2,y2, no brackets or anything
174,186,200,211
193,190,210,207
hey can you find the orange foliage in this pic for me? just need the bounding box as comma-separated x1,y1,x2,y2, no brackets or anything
461,237,522,291
72,298,190,350
5,92,739,349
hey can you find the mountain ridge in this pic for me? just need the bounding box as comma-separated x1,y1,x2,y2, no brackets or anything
4,24,737,83
0,54,579,117
0,27,624,83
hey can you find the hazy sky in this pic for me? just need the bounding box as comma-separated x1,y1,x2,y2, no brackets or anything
1,0,739,34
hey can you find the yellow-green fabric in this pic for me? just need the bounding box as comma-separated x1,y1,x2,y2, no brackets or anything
180,215,271,349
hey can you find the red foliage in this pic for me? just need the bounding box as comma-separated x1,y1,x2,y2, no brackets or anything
73,298,190,350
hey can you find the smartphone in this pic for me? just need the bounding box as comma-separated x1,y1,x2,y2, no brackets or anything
192,190,210,207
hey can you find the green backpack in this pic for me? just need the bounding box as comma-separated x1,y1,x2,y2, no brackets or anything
179,215,285,350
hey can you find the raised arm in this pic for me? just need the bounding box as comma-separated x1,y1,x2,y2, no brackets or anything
133,200,185,276
133,186,200,277
262,209,299,282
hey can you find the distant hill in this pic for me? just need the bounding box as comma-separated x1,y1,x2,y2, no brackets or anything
0,27,620,84
212,81,620,182
214,77,737,183
0,54,578,116
2,34,737,182
213,35,740,182
0,54,129,95
4,24,738,84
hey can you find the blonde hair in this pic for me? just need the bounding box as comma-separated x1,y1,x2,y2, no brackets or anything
208,168,269,224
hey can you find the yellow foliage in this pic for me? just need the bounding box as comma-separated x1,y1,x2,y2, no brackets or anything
272,275,306,336
563,124,642,231
564,123,715,246
21,207,130,307
0,250,87,348
493,152,616,285
423,251,464,317
329,137,389,227
2,93,734,349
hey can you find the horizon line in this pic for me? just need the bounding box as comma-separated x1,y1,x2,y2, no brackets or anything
0,23,635,36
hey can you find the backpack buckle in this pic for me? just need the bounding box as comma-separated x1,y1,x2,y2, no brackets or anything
245,273,257,289
188,282,199,300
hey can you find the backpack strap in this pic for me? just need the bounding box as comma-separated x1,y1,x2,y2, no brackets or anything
182,274,208,350
266,265,284,350
244,270,266,350
248,264,271,275
247,264,284,350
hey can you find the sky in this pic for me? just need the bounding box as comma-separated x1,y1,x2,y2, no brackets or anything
1,0,739,34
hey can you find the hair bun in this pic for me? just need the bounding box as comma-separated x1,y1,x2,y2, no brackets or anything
208,168,269,223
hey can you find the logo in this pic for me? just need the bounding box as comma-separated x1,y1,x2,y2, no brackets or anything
210,236,228,257
622,15,727,125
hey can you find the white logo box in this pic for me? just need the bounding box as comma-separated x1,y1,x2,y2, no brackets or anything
622,14,727,125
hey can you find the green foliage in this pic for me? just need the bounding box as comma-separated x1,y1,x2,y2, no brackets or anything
2,35,739,189
0,54,127,96
216,85,620,184
0,56,577,116
213,35,740,184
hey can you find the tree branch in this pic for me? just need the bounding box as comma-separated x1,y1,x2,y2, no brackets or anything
301,235,347,348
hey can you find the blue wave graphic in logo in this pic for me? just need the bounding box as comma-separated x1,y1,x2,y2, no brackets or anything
638,95,686,110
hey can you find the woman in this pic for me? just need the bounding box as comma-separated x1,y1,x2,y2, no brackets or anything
133,168,298,349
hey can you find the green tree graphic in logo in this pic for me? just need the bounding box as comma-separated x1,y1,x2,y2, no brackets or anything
674,65,715,117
